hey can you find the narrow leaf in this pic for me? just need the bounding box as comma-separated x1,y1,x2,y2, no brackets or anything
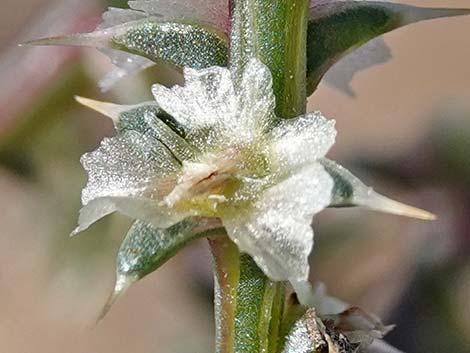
320,159,436,220
100,218,220,319
26,19,228,89
75,96,186,137
307,1,470,95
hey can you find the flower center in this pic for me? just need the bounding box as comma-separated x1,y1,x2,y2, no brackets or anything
163,144,271,216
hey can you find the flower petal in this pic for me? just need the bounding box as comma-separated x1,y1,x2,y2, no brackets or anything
128,0,230,31
152,65,236,128
81,131,178,204
223,164,333,282
73,196,187,236
238,58,276,134
74,131,184,234
270,112,336,170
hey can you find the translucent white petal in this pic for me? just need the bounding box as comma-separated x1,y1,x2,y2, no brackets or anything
238,58,276,135
94,1,231,90
98,50,155,92
73,196,187,235
81,131,179,205
223,164,333,282
99,7,147,28
152,65,239,139
73,131,185,234
366,340,405,353
270,112,336,170
128,0,230,31
324,37,392,97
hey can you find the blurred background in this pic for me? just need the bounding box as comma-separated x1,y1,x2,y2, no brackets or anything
0,0,469,352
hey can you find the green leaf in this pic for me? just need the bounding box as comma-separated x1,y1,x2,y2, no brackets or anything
75,95,186,134
26,19,228,82
100,218,221,319
307,1,470,95
320,158,435,220
75,96,197,164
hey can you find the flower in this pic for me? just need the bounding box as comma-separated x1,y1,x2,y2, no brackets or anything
74,58,336,285
74,58,433,292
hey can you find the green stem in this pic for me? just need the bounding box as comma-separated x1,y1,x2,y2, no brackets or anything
209,237,239,353
210,1,309,353
230,0,309,118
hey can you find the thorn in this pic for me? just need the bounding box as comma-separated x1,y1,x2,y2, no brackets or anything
75,96,126,123
70,227,81,237
383,3,470,26
21,30,113,48
97,275,135,323
361,192,436,221
403,6,470,25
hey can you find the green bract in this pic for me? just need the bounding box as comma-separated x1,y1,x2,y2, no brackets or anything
307,1,470,94
27,18,228,91
27,1,470,94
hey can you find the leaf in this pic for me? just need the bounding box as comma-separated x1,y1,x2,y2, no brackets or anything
307,1,470,95
75,96,197,164
320,158,436,220
26,19,228,90
75,96,186,137
100,218,221,319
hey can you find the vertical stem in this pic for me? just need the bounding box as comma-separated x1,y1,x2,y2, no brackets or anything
209,237,239,353
230,0,309,118
211,1,309,353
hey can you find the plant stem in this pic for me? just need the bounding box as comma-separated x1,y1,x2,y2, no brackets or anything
210,1,309,353
229,0,309,118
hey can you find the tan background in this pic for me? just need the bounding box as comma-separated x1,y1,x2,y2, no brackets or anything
0,1,469,353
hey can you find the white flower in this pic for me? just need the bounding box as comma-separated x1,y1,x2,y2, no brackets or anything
74,58,337,285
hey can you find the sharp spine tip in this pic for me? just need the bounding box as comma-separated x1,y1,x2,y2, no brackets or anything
75,96,124,122
361,192,436,221
21,31,112,48
97,275,134,323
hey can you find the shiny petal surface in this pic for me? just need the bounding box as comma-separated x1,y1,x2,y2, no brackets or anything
73,196,187,235
270,112,336,170
128,0,230,30
81,131,178,205
152,65,237,132
74,131,184,233
223,164,333,282
238,58,276,135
